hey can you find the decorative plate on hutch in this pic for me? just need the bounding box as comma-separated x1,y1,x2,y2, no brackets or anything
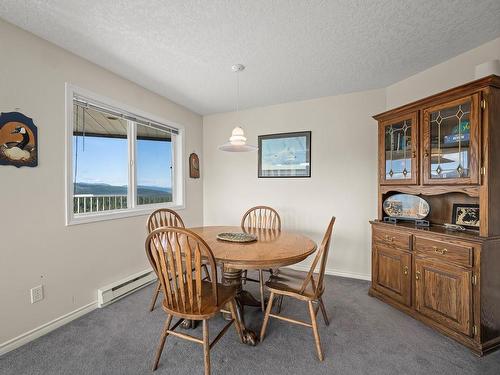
383,193,430,220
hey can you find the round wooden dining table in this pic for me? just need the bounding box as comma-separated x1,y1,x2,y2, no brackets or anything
189,226,317,345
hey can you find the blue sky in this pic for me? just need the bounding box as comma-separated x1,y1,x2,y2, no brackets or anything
73,136,172,188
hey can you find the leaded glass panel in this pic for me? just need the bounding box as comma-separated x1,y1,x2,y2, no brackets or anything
429,101,471,179
384,119,413,180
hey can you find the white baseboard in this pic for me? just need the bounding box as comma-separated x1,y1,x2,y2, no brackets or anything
287,264,371,281
0,301,97,356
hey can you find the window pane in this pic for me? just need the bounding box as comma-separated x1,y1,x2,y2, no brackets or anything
384,119,412,180
136,123,173,206
429,101,471,179
72,105,128,214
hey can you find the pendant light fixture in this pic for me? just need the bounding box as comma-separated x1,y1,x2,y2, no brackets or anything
218,64,257,152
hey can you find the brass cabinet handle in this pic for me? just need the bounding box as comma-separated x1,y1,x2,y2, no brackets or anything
384,235,395,242
424,150,429,157
403,266,409,276
412,150,416,158
416,271,421,280
433,246,448,255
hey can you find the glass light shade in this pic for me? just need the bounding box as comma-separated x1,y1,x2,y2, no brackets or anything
218,126,257,152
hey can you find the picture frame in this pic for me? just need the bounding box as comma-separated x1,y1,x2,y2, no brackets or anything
451,203,480,229
258,131,311,178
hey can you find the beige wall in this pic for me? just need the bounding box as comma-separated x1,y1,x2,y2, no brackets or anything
203,90,386,279
0,20,203,345
202,36,500,282
386,37,500,109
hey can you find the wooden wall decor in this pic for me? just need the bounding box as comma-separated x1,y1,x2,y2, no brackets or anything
189,152,200,178
0,112,38,168
369,75,500,356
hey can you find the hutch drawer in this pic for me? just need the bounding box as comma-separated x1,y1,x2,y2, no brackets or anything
373,227,411,250
413,236,473,268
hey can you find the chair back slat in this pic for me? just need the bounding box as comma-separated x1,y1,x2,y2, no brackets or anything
299,217,336,297
195,243,203,312
145,227,218,315
147,209,185,281
147,208,185,233
173,232,187,311
241,206,281,231
184,238,194,311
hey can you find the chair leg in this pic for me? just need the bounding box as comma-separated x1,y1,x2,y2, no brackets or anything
276,295,284,314
259,269,265,312
308,301,324,361
149,282,161,311
260,292,275,342
229,299,244,343
202,264,211,281
242,270,247,284
318,297,329,326
149,281,161,311
202,319,211,375
152,314,173,371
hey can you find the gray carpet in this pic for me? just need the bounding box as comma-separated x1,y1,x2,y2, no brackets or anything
1,273,499,375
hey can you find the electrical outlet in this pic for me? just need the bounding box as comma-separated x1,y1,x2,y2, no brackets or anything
30,285,44,304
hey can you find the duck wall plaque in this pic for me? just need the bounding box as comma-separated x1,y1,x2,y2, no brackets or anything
189,152,200,178
0,112,38,168
383,193,430,220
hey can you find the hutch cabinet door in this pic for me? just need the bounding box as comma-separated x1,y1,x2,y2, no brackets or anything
414,258,472,336
422,94,480,185
373,244,412,306
379,112,418,185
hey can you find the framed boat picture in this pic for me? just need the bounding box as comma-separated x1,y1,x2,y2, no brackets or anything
258,131,311,178
0,112,38,168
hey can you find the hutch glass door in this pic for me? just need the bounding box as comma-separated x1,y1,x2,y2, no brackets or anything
423,94,479,185
380,112,418,185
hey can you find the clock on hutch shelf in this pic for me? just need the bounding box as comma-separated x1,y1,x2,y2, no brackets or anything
369,75,500,356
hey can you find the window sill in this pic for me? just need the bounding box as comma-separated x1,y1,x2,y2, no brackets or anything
66,203,186,226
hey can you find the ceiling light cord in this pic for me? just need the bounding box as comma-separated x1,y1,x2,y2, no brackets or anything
236,71,240,113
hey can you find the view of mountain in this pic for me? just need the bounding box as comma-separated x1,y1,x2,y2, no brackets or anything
74,182,172,198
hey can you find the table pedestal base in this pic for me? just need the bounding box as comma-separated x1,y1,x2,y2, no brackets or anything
180,267,261,346
222,267,259,346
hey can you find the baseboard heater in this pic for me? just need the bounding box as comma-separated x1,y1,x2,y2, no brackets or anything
97,268,157,308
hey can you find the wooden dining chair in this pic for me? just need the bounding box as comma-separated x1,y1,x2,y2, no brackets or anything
146,209,210,312
260,217,336,361
240,206,281,311
147,209,185,311
146,227,244,374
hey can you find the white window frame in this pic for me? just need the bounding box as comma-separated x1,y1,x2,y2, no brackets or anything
65,83,185,226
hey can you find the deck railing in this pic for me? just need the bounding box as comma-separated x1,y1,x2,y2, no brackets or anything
73,194,171,214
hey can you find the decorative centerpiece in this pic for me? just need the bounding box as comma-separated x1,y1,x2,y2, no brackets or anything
216,232,257,243
383,193,430,226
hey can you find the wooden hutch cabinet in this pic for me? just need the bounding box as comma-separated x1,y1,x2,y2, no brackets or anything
369,75,500,356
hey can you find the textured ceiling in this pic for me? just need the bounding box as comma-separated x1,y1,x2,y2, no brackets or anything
1,1,499,115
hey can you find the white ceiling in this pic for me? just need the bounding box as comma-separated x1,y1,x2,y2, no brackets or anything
1,1,499,115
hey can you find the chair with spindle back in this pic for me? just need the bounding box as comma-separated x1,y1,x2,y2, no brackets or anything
260,217,336,361
146,208,209,311
146,227,243,374
240,206,281,311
